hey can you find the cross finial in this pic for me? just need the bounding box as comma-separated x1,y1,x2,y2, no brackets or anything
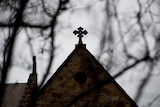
73,27,88,44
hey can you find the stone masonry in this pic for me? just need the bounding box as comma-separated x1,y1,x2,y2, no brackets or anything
35,44,138,107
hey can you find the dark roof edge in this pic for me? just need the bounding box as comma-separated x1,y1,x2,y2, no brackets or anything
77,45,138,106
5,83,27,85
38,44,138,106
38,44,85,92
80,46,138,106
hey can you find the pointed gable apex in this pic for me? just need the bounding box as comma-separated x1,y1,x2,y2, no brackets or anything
39,44,110,91
37,43,138,107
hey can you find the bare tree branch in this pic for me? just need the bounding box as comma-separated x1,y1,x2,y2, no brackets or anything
0,22,50,29
38,0,70,89
134,62,154,102
147,94,160,107
0,0,29,104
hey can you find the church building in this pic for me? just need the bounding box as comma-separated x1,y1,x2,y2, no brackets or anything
2,27,138,107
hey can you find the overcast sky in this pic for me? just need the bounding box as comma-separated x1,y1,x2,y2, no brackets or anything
5,0,160,107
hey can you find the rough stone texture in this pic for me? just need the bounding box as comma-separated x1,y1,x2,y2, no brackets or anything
2,56,37,107
2,83,27,107
2,44,138,107
36,44,138,107
20,70,37,107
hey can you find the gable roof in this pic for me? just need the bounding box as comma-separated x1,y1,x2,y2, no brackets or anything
2,83,27,107
39,44,138,106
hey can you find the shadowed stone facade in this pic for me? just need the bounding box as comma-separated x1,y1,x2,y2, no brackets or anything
35,44,138,107
2,83,27,107
2,28,138,107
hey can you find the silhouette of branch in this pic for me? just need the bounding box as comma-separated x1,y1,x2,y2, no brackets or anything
136,0,150,57
134,62,153,102
41,0,53,17
0,0,159,106
0,0,29,105
38,0,70,89
0,22,50,29
25,28,34,56
113,0,138,60
97,0,115,70
65,55,151,107
147,94,160,107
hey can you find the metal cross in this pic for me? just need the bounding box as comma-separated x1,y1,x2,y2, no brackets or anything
73,27,88,44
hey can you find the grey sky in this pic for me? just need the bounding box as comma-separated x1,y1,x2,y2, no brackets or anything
5,0,160,107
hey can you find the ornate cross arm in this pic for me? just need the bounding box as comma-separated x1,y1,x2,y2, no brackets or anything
73,27,88,44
